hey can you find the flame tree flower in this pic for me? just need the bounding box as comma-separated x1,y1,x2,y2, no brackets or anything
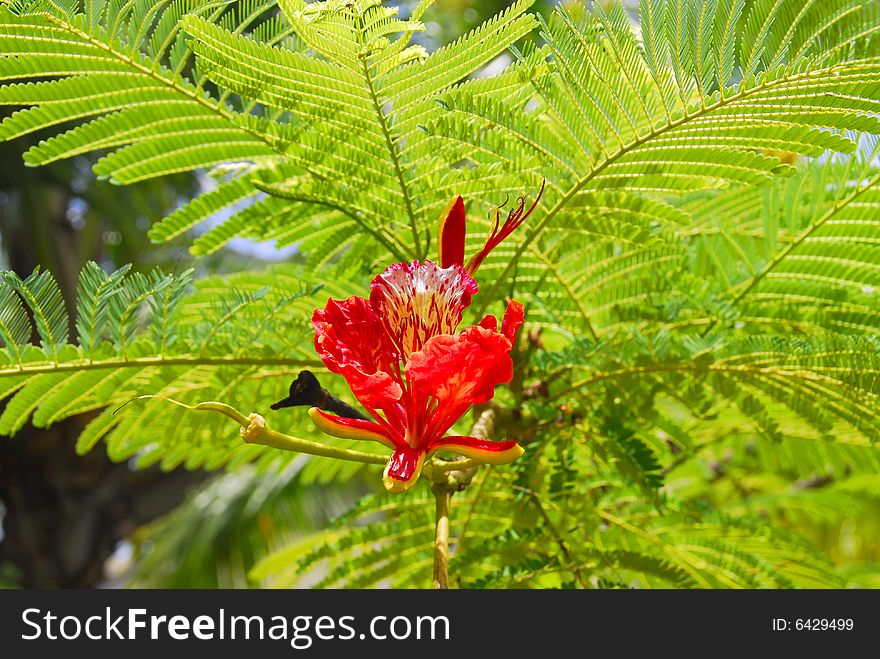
309,186,543,493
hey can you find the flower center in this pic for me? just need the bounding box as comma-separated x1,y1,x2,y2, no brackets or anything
370,260,478,360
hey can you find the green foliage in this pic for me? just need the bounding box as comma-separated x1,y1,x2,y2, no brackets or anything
251,450,848,588
1,0,879,588
1,267,68,356
0,261,362,469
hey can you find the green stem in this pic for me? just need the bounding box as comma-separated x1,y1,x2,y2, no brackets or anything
701,169,880,336
130,396,499,473
431,480,453,590
426,407,498,588
427,456,481,473
255,424,388,465
128,397,388,466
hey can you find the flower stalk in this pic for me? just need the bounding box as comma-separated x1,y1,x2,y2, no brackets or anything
426,406,497,589
125,396,389,466
431,480,453,590
126,395,497,473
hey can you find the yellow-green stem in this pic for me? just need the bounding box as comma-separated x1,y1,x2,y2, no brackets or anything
432,481,453,590
128,397,389,466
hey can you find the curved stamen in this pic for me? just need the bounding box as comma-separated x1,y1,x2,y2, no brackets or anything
466,180,545,275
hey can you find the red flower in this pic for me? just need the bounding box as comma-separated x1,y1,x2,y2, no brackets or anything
309,188,541,492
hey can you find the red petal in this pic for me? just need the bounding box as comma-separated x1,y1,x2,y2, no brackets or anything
408,325,514,407
501,299,524,343
478,314,498,331
312,296,383,373
429,436,524,464
341,369,403,410
382,446,426,493
478,299,524,339
312,296,402,409
438,196,466,268
406,326,516,445
308,408,398,450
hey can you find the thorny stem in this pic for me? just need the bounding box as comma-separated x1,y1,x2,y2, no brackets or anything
431,480,453,590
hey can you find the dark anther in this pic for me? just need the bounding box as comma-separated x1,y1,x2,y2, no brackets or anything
271,370,369,421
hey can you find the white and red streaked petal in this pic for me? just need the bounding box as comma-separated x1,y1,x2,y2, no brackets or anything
382,446,426,493
370,260,478,359
428,436,524,464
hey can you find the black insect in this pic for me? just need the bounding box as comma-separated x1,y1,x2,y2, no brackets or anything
271,370,369,421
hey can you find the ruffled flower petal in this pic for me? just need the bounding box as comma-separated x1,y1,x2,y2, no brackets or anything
312,296,402,409
406,325,514,409
501,299,525,343
477,314,498,331
477,299,523,339
405,326,516,447
312,296,383,372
